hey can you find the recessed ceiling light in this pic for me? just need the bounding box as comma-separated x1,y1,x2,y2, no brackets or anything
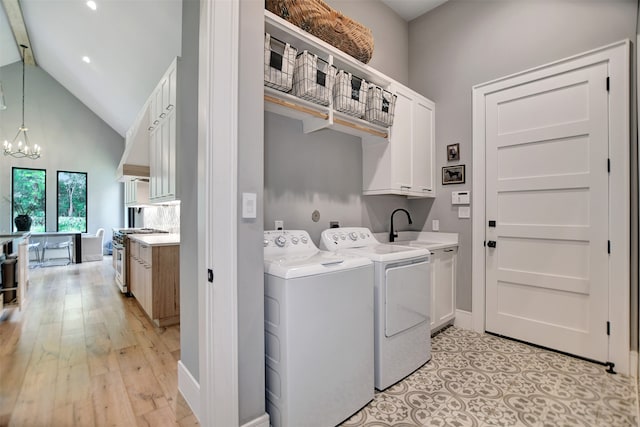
86,1,97,11
82,56,91,64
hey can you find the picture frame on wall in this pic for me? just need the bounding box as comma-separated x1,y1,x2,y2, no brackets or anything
442,165,465,185
447,143,460,161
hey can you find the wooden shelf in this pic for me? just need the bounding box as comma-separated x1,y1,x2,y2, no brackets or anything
264,87,389,141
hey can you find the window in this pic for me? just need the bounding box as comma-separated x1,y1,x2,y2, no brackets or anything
11,167,46,232
57,171,87,232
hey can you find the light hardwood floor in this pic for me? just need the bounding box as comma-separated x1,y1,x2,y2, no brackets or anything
0,257,198,427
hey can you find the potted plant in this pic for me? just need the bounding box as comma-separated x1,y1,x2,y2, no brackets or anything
4,196,38,231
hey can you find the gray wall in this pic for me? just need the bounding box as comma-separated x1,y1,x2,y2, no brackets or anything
265,112,417,245
408,0,637,313
0,62,123,235
178,0,200,381
239,0,267,424
325,0,409,85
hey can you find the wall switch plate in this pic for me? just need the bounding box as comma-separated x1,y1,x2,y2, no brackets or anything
452,191,471,205
242,193,257,219
275,220,284,230
458,206,471,218
432,220,439,231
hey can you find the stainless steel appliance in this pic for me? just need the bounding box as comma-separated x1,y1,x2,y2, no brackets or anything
112,228,168,293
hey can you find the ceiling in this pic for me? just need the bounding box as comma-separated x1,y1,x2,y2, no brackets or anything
0,0,443,139
380,0,448,21
0,0,182,137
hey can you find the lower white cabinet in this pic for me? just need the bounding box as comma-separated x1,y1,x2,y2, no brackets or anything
430,245,457,332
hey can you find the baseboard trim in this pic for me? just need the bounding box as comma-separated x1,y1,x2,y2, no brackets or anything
630,350,638,378
454,309,473,330
178,360,201,422
241,413,270,427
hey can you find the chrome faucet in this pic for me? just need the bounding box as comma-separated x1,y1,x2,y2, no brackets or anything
389,208,412,243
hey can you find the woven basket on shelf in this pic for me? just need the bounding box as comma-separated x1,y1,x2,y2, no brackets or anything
265,0,374,64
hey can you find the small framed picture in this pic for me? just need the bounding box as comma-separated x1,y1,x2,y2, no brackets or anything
442,165,465,185
447,143,460,161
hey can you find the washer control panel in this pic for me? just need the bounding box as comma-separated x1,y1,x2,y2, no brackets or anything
320,227,377,250
264,230,315,254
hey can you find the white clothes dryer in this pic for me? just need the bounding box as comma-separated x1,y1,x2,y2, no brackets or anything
263,230,374,427
320,227,431,390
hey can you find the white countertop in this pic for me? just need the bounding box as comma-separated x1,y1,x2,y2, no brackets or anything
129,233,180,246
372,231,458,250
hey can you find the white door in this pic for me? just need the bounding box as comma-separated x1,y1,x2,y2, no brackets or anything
485,62,609,362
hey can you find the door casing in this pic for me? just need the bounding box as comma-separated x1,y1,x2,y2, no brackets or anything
472,40,630,374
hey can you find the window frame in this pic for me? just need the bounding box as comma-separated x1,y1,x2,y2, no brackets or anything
11,167,47,232
56,170,88,233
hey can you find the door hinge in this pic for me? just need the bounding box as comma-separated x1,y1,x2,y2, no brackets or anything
607,158,610,173
606,76,610,92
607,240,611,254
606,321,610,336
208,269,214,283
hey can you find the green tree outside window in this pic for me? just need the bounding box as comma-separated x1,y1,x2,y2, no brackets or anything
11,167,46,232
57,171,87,232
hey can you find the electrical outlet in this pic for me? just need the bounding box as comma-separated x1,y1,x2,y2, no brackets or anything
275,220,284,230
330,221,340,228
432,220,439,231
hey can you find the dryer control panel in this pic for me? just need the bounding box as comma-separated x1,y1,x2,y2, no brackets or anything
320,227,377,250
264,230,317,255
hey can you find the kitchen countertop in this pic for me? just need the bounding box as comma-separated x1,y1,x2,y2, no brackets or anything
373,231,458,250
129,233,180,246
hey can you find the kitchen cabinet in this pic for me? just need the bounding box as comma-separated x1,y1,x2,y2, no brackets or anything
129,236,180,327
0,238,28,314
430,245,457,333
124,180,150,207
149,58,178,203
363,84,435,198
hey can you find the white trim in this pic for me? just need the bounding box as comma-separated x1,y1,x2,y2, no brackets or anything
178,361,201,421
472,40,630,374
241,414,270,427
198,0,241,426
453,309,473,330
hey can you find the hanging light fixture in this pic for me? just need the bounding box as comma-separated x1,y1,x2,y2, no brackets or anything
3,45,40,159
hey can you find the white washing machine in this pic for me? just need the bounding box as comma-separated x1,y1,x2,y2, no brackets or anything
320,227,431,390
263,230,374,427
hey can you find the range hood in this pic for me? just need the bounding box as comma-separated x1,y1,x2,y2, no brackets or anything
116,102,150,181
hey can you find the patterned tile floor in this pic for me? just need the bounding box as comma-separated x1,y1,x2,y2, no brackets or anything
341,327,638,426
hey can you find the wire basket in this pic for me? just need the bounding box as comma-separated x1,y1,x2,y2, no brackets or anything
364,86,397,127
333,70,367,118
292,51,336,106
264,33,297,92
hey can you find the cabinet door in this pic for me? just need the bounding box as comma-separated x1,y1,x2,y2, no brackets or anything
434,247,457,329
166,111,176,198
412,99,434,194
149,128,159,199
390,89,413,192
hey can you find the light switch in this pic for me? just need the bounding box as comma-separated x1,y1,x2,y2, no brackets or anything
242,192,257,219
458,206,471,219
432,220,439,231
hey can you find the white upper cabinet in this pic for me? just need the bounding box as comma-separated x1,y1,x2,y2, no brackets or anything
148,58,178,203
124,180,150,207
363,84,436,198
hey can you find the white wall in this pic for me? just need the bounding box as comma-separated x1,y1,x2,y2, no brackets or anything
0,62,123,236
408,0,637,313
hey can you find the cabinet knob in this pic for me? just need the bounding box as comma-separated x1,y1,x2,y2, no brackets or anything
159,112,166,119
153,120,160,125
166,104,174,111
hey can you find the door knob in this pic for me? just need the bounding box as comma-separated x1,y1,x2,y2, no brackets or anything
487,240,497,248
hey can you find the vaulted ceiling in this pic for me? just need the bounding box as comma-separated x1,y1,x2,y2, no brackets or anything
0,0,182,137
0,0,445,139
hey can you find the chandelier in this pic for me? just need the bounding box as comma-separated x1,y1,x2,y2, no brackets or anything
3,45,40,159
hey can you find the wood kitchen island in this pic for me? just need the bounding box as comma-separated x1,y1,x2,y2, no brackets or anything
128,234,180,326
